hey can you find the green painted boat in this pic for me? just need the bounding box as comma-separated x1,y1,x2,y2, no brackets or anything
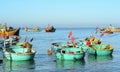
51,43,85,60
87,44,114,56
3,45,36,61
76,41,90,52
56,49,85,60
95,49,113,56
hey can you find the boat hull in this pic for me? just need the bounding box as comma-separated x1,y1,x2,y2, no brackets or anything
44,28,56,32
4,45,36,61
95,49,113,55
111,29,120,32
4,52,35,60
51,43,85,60
87,44,114,56
56,52,85,60
27,29,40,32
0,28,20,36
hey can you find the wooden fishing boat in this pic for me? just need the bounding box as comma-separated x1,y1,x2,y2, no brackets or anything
51,42,85,60
111,28,120,32
3,43,36,61
100,28,113,34
101,28,120,34
1,35,21,49
28,29,40,32
44,26,56,32
100,24,120,33
0,28,20,36
103,30,113,34
25,27,40,32
86,44,114,56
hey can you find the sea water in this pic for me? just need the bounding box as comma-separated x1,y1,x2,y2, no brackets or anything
0,28,120,72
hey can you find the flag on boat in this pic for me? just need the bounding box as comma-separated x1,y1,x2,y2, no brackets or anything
90,33,94,38
68,31,72,38
100,32,104,37
95,26,98,34
16,36,21,41
1,32,6,40
71,36,75,44
30,38,33,42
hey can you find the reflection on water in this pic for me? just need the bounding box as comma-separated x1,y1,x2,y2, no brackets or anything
56,59,85,69
96,55,113,61
3,59,35,72
87,55,113,62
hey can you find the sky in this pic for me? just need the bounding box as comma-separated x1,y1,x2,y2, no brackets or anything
0,0,120,28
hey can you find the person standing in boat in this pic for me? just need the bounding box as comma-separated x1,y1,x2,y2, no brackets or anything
26,42,32,53
4,35,10,48
86,39,91,47
22,41,27,48
91,38,101,44
21,36,28,48
16,36,21,41
85,37,91,46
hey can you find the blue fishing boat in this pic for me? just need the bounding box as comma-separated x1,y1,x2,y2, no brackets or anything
86,44,114,56
56,48,85,60
51,42,85,60
77,40,114,56
1,35,21,49
3,42,36,61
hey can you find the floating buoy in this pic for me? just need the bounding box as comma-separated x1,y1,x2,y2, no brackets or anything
47,49,52,55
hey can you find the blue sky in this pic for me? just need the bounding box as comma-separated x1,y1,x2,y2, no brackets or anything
0,0,120,28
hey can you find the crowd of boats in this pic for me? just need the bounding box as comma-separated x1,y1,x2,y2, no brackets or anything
0,24,36,61
25,24,56,32
0,23,56,61
100,24,120,34
47,24,119,61
48,34,114,61
0,24,118,62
